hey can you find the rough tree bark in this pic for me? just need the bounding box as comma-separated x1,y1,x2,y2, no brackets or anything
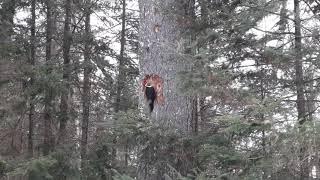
138,0,194,179
294,0,308,179
81,1,92,175
28,0,36,158
43,0,55,155
139,0,193,132
58,0,72,145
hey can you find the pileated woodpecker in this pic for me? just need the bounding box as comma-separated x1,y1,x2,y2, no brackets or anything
145,83,156,113
142,74,164,113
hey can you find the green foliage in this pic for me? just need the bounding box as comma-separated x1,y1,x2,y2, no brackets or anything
88,107,276,179
27,157,57,180
112,170,135,180
5,152,80,180
85,140,114,179
49,151,80,180
0,160,8,178
1,0,320,179
100,111,255,179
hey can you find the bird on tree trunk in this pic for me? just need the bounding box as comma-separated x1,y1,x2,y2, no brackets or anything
142,74,164,113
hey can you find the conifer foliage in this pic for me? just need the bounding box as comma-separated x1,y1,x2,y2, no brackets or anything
0,0,320,179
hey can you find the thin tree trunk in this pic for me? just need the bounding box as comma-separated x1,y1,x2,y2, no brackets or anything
191,97,198,134
198,0,209,25
279,0,288,32
0,0,15,86
43,0,55,156
294,0,308,179
186,0,198,136
58,0,72,145
198,0,208,131
294,1,306,125
81,3,92,177
0,0,15,43
115,0,126,113
28,0,36,158
307,78,317,179
112,0,128,169
187,2,199,174
259,68,268,179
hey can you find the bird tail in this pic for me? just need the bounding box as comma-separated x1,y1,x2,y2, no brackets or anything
148,99,155,113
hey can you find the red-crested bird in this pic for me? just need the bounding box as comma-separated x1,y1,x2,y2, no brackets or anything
142,74,164,113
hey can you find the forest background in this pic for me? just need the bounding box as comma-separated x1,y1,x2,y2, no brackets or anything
1,0,320,179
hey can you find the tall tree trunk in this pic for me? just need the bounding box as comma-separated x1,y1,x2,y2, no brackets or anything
294,1,306,125
28,0,36,158
185,0,198,136
0,0,15,43
139,0,193,132
113,0,128,169
306,72,318,178
198,0,209,25
258,68,269,179
198,0,209,131
43,0,55,156
115,0,126,113
294,0,308,179
0,0,15,87
58,0,72,145
279,0,288,32
81,2,92,176
139,0,193,178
